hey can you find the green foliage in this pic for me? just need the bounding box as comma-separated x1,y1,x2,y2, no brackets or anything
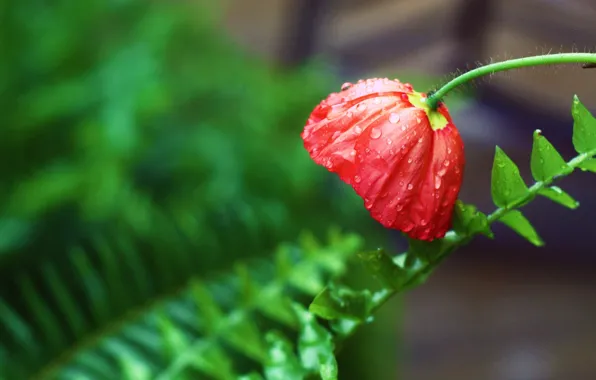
2,229,363,379
530,130,571,181
1,0,381,378
572,95,596,153
491,147,529,208
498,210,543,247
306,96,596,347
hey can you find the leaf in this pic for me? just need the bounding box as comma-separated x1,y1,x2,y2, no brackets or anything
263,332,306,380
222,311,266,361
452,201,493,238
357,249,409,290
498,210,544,246
491,147,529,208
292,304,338,380
538,186,579,209
309,285,373,322
572,95,596,154
530,130,571,181
578,158,596,172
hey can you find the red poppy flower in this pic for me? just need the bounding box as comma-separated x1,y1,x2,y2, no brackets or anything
301,78,465,241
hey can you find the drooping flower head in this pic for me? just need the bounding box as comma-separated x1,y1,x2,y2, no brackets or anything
301,78,465,241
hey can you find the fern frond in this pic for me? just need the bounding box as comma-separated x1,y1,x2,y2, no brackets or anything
0,229,362,379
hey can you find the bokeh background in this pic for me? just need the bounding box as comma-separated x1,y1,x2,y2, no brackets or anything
1,0,596,379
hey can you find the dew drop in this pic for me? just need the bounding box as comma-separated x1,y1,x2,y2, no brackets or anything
350,149,357,157
325,160,333,169
389,113,401,124
447,148,452,154
407,158,413,164
421,219,428,226
396,204,404,211
374,97,381,104
434,176,442,189
399,181,404,186
354,175,362,183
354,126,362,134
416,117,422,124
341,82,353,91
370,128,382,139
364,198,373,210
418,137,423,143
407,183,414,190
444,159,450,167
386,138,393,145
401,125,407,131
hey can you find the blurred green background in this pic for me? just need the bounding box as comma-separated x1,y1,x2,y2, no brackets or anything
0,1,405,378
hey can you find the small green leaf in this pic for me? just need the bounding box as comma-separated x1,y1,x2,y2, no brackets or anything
452,201,493,238
357,249,409,290
222,312,266,361
293,304,338,380
538,186,579,209
491,147,529,208
157,313,188,360
264,332,306,380
578,158,596,172
572,95,596,154
530,130,571,181
498,210,544,246
257,287,298,327
190,281,223,334
187,343,235,380
309,285,373,322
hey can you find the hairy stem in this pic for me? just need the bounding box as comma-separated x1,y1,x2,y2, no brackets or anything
426,53,596,109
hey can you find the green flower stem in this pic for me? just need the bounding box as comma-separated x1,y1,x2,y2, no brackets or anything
338,146,596,340
425,53,596,110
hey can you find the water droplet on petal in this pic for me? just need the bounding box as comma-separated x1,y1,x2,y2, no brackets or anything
370,128,382,139
389,113,401,124
364,198,373,210
444,159,450,167
435,176,442,189
326,160,333,169
354,175,362,183
401,125,407,131
418,137,423,143
386,138,393,145
350,149,356,157
396,204,404,211
407,158,413,164
374,97,381,104
421,219,428,226
447,147,452,154
341,82,353,91
354,126,362,134
407,183,414,190
399,181,404,186
416,117,422,124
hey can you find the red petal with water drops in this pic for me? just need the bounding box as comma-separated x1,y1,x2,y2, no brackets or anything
301,78,465,241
